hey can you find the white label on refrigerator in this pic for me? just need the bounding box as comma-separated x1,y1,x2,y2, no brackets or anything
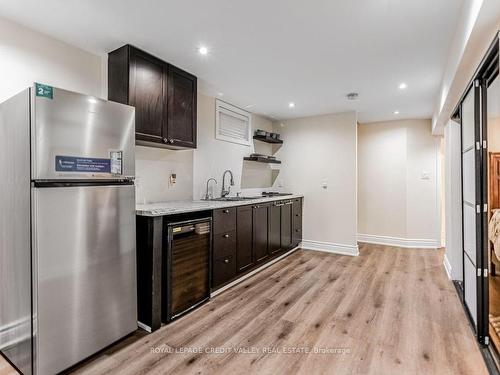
110,151,123,175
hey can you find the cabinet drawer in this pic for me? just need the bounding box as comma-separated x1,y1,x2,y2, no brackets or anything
212,255,236,288
213,230,237,259
213,207,237,234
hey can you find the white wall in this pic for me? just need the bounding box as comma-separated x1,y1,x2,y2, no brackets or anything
193,94,274,200
357,123,407,238
0,17,104,102
358,119,441,248
135,146,194,204
444,120,463,280
270,112,359,255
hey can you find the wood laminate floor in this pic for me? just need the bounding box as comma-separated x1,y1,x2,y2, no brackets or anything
0,244,488,374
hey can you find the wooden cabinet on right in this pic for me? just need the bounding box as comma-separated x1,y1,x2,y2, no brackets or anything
268,202,282,255
280,201,293,250
292,198,303,247
253,204,269,263
236,205,254,272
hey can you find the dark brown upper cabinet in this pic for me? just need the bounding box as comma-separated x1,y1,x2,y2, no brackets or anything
166,65,197,148
108,45,197,149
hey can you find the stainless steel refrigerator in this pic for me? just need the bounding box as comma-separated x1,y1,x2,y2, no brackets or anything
0,84,138,375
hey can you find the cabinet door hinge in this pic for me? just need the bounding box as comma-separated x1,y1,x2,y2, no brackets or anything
485,336,490,345
476,205,481,213
476,142,481,150
477,268,482,277
484,204,488,213
483,140,487,149
484,269,488,277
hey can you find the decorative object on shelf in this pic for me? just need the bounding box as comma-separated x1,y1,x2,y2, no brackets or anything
255,129,268,137
244,156,281,164
253,134,283,144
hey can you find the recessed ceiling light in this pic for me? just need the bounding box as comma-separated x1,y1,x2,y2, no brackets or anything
88,98,97,104
288,102,295,108
217,92,224,97
198,46,208,55
394,110,400,115
399,83,407,90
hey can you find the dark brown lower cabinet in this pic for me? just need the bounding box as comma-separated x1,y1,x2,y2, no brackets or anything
269,203,282,254
211,199,303,291
292,198,303,247
212,255,236,288
253,204,269,263
280,201,293,250
236,205,254,272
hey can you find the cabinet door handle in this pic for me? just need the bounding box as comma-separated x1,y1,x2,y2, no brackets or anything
223,234,230,238
296,214,300,217
224,259,229,264
162,137,168,143
296,229,301,232
168,138,174,144
223,209,229,214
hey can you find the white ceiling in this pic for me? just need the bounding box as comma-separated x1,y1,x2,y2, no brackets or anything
0,0,463,122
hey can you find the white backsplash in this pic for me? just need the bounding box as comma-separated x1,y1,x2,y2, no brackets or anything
135,145,193,204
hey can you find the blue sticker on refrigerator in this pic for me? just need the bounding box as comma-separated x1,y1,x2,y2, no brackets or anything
55,156,111,173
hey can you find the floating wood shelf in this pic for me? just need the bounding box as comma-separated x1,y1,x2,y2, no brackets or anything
244,156,281,164
253,135,283,144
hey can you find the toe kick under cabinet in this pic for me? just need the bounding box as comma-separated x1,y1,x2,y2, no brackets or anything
135,197,302,332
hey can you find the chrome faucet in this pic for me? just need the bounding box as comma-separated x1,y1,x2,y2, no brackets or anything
204,178,217,200
221,170,234,198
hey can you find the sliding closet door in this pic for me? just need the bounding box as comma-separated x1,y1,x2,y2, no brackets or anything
457,33,498,347
461,83,482,331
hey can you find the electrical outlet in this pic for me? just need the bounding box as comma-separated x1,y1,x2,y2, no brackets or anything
169,173,177,185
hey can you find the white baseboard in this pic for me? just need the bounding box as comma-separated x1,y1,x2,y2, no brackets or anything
443,254,452,280
211,246,300,297
137,321,152,333
357,234,439,249
300,239,359,256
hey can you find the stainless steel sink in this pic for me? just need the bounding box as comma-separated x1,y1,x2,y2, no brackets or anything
208,196,260,202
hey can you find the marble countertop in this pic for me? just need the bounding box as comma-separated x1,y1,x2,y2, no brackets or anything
136,194,304,217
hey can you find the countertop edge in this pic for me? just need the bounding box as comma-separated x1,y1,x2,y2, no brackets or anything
136,195,304,217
